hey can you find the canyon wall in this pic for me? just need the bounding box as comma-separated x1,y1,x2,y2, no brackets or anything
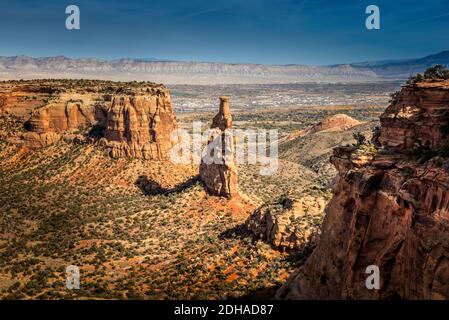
277,80,449,300
379,82,449,152
104,92,177,160
2,81,178,160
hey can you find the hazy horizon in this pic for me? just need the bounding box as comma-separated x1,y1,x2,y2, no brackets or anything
1,0,449,65
1,49,447,67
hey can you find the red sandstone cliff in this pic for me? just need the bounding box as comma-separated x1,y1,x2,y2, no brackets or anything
3,81,178,160
104,91,177,160
379,81,449,152
22,99,96,148
277,80,449,300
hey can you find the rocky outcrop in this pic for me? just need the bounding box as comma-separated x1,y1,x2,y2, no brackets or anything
310,114,361,134
22,100,96,148
104,91,178,160
280,114,362,144
246,196,325,251
379,80,449,152
28,101,96,132
200,97,239,197
6,80,179,159
277,81,449,300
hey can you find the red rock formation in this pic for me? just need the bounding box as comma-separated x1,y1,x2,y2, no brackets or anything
310,114,361,134
6,80,179,158
246,196,325,251
27,100,95,133
104,90,178,160
277,81,449,300
200,96,239,197
281,114,362,144
22,101,96,148
379,81,449,152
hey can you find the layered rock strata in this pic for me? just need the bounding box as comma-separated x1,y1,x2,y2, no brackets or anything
280,114,362,144
4,80,179,160
277,80,449,300
379,81,449,152
22,99,95,148
104,92,177,160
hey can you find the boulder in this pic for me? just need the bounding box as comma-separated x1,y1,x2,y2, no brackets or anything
246,196,325,251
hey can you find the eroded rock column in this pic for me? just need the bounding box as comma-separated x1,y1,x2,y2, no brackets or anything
200,96,239,198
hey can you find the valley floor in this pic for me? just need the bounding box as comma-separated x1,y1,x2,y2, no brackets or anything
0,140,317,299
0,99,380,299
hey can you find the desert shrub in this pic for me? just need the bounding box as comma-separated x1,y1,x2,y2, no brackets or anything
424,64,449,79
407,73,424,85
353,132,367,147
389,91,400,104
407,65,449,84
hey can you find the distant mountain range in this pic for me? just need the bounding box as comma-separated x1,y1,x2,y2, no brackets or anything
0,51,448,84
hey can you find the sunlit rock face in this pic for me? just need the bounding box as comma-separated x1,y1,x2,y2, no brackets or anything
277,81,449,300
379,81,449,152
200,96,239,198
22,99,96,148
104,91,178,160
246,196,325,251
8,80,179,160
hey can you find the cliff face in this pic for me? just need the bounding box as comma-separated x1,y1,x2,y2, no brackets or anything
379,81,449,152
246,196,325,251
277,81,449,300
26,100,96,133
22,97,97,148
4,80,178,160
104,91,178,160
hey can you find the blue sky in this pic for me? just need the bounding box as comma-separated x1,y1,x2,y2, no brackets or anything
0,0,448,65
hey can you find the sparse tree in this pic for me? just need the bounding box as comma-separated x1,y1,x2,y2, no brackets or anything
353,132,367,147
424,64,449,80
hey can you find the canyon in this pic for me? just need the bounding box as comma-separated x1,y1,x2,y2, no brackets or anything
277,79,449,299
1,76,449,300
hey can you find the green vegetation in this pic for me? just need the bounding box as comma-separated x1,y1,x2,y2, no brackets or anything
407,64,449,85
0,137,297,300
353,132,367,147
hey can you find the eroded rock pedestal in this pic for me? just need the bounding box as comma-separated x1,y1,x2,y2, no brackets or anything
200,97,239,197
277,80,449,300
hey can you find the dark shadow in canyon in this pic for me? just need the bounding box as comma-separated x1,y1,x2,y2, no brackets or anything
219,223,253,241
136,175,201,196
